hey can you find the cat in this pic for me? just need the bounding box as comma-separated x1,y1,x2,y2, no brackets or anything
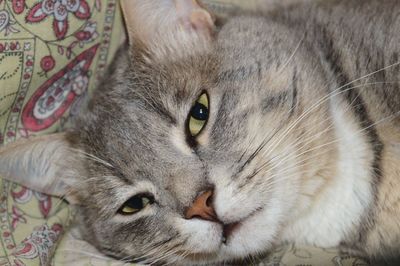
1,0,400,265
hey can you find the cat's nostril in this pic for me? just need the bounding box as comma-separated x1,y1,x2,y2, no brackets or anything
206,192,213,207
191,215,202,220
185,190,219,223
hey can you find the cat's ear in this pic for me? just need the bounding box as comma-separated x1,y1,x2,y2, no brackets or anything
120,0,216,60
0,133,83,204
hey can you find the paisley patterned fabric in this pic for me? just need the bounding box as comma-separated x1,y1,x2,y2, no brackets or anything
0,179,70,265
0,0,124,143
0,0,123,265
0,0,369,265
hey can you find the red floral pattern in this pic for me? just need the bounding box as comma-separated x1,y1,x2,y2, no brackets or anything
34,192,52,218
11,206,27,230
11,0,25,14
21,44,99,132
11,186,32,204
40,55,55,72
25,0,90,39
13,224,63,265
11,185,53,218
0,0,120,146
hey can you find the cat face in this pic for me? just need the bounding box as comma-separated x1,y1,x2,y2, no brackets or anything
0,1,337,264
70,7,336,265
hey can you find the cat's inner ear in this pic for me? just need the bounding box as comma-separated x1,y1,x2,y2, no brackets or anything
0,133,83,204
120,0,216,59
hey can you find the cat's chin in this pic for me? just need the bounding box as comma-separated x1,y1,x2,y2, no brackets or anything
174,251,251,266
175,247,266,266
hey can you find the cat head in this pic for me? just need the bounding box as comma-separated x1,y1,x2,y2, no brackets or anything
0,0,337,264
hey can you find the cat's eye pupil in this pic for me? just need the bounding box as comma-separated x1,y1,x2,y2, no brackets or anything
190,102,209,121
126,196,144,209
118,194,154,215
187,92,210,138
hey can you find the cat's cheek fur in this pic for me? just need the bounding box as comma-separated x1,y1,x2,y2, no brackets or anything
211,170,265,224
206,149,300,256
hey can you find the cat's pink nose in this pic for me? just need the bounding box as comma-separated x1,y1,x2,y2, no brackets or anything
185,190,219,222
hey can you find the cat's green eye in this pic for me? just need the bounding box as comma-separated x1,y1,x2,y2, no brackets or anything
118,194,154,215
188,93,209,137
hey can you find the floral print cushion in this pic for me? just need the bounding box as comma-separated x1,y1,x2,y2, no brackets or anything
0,179,71,266
0,0,123,265
0,0,124,141
0,0,369,265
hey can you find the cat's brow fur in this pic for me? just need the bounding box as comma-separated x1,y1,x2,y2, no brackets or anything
42,0,400,264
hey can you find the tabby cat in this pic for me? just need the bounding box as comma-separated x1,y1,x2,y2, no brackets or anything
1,0,400,264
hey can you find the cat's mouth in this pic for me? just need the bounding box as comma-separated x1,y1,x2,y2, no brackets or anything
178,207,264,264
171,206,265,265
221,206,264,244
222,222,241,243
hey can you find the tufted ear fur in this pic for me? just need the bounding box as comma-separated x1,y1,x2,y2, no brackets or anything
0,133,83,204
120,0,216,60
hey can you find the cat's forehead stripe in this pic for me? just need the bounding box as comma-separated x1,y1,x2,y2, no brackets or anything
261,90,293,114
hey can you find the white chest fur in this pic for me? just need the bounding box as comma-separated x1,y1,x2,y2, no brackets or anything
281,95,375,247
